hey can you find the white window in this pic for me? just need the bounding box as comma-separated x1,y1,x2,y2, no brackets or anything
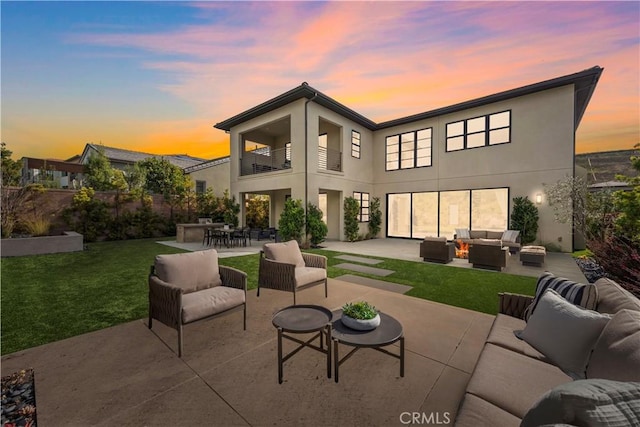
446,110,511,151
351,130,361,159
353,191,370,222
385,128,432,170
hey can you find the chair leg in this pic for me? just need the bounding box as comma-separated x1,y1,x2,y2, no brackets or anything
243,305,247,330
178,325,183,358
293,291,297,306
325,279,328,298
257,285,261,297
148,315,153,329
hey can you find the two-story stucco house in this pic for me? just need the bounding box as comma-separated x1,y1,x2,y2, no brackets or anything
214,66,603,252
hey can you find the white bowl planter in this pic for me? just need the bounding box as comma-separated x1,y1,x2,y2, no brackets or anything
341,313,381,331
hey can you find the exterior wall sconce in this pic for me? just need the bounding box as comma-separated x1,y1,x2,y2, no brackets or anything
536,193,543,204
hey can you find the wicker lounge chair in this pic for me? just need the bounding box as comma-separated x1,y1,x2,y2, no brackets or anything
419,236,455,263
148,249,247,357
257,240,327,305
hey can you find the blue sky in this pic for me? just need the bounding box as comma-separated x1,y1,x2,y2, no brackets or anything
2,1,639,161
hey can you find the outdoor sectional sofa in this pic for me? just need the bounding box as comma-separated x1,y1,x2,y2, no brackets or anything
454,229,521,253
455,274,640,426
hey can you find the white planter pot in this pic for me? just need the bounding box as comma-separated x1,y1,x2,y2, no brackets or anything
341,313,380,331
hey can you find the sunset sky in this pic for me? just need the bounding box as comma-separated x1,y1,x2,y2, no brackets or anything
2,1,639,162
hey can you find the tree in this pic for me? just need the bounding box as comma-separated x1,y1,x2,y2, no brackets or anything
84,147,116,191
368,196,382,238
1,142,22,186
246,195,270,229
306,202,328,247
613,144,640,244
344,196,360,242
138,157,192,219
545,175,616,241
510,196,538,245
123,163,146,193
278,198,305,242
222,189,240,227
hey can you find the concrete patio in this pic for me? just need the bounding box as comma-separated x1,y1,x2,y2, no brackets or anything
2,279,493,426
1,237,587,426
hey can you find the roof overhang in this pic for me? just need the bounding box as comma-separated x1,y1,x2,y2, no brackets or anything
214,82,377,132
214,67,603,133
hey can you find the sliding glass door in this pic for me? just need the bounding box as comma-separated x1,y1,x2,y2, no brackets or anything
387,188,508,239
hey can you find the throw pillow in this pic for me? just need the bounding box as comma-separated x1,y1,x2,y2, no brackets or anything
501,229,520,243
587,309,640,382
519,289,611,379
523,272,598,321
263,240,305,268
455,228,470,239
521,379,640,427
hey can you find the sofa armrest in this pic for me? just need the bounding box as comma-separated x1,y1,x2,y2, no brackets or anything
302,252,327,269
149,275,183,328
258,254,297,292
498,292,533,319
219,265,247,292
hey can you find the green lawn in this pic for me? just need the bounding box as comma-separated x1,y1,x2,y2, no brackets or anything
1,239,536,355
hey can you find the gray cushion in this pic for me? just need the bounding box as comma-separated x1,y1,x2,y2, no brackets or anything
294,267,326,288
263,240,305,268
465,343,571,419
424,236,447,242
455,228,470,239
521,379,640,427
524,272,598,321
455,393,521,427
501,229,520,243
486,231,504,240
474,238,501,246
486,314,550,362
470,230,486,239
181,286,245,324
520,289,611,379
155,249,222,293
587,309,640,382
595,278,640,315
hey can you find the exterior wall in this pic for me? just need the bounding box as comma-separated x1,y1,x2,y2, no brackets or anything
373,85,576,251
228,85,578,251
187,162,230,196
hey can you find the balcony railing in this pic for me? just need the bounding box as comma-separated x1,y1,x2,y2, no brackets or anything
241,147,291,176
318,147,342,172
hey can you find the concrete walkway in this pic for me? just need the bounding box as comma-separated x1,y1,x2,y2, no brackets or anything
1,279,493,426
157,237,586,283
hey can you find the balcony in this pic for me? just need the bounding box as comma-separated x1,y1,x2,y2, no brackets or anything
318,146,342,172
240,147,291,176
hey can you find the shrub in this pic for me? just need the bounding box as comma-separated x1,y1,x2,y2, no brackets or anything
368,197,382,238
344,196,360,242
342,301,378,320
22,217,51,237
278,198,305,242
306,202,328,247
510,196,539,245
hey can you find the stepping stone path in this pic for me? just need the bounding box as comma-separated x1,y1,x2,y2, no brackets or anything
335,255,383,265
336,274,411,294
334,263,394,277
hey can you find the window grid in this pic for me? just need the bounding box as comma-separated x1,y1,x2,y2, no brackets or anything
385,128,432,171
446,110,511,152
353,191,370,222
351,130,361,159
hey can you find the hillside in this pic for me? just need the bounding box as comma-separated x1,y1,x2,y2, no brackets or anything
576,149,637,184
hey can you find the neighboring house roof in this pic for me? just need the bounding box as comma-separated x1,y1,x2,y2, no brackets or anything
80,144,208,169
184,156,230,174
589,180,632,190
214,66,603,132
21,157,85,174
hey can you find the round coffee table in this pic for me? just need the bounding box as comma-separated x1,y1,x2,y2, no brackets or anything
331,309,404,382
272,305,333,384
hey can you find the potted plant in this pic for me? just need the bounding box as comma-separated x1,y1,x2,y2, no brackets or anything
341,301,380,330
